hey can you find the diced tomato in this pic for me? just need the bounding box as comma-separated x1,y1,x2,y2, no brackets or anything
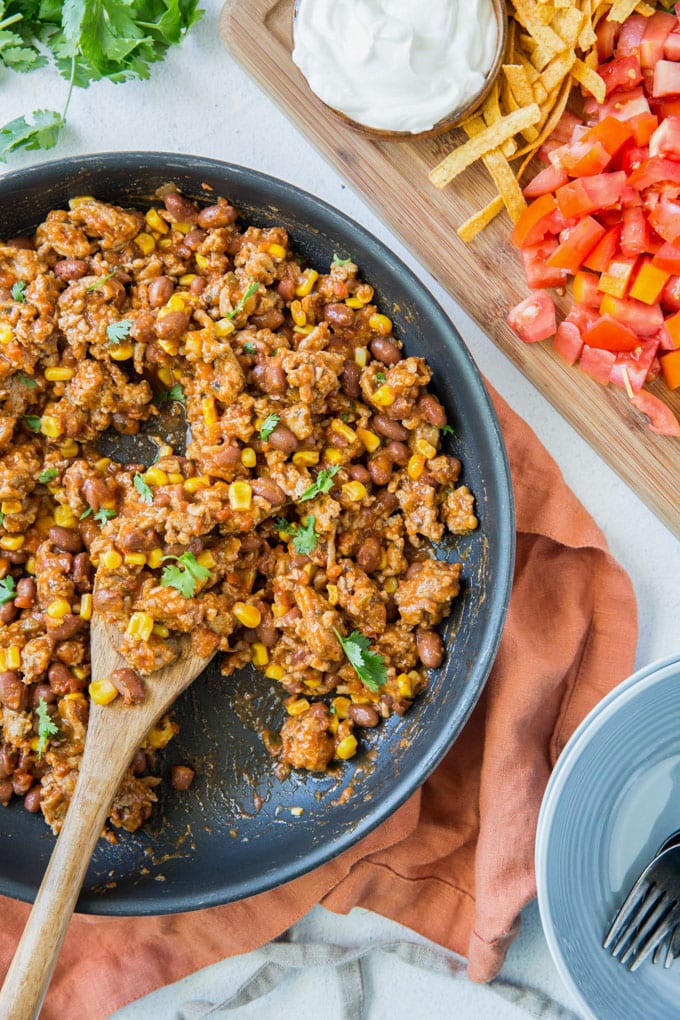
598,55,643,95
620,206,651,256
653,60,680,99
649,116,680,158
583,225,622,272
521,240,569,289
598,87,651,122
660,347,680,388
522,165,569,199
629,112,659,146
506,291,556,343
573,270,601,307
620,144,650,175
597,17,621,62
665,31,680,61
565,304,600,334
563,139,612,176
640,12,677,68
630,389,680,434
582,315,641,352
629,259,671,304
599,255,638,298
664,310,680,348
647,199,680,245
551,110,584,144
579,344,617,383
662,275,680,311
654,97,680,118
546,217,606,273
609,338,659,391
584,116,635,156
627,156,680,189
653,242,680,274
510,193,557,249
599,293,665,335
617,15,647,57
553,321,584,365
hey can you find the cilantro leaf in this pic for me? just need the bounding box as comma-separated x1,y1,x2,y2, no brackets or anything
16,372,37,388
79,506,92,520
259,413,280,442
332,253,352,266
11,280,26,302
292,515,318,555
243,341,256,355
133,472,153,504
299,465,340,503
440,423,454,436
23,414,41,433
0,511,4,527
226,280,259,320
36,697,59,759
333,628,387,692
0,109,64,161
0,575,16,606
86,271,115,292
106,319,133,345
275,516,296,537
38,467,58,483
157,383,185,406
375,372,386,385
94,506,116,526
160,551,211,599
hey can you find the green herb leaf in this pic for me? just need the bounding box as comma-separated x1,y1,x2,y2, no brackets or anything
0,575,16,606
160,550,211,599
259,413,280,442
332,253,352,266
23,414,41,433
157,382,185,406
333,628,387,692
440,423,454,436
86,271,115,292
292,515,317,555
226,280,260,320
79,506,92,520
133,472,153,504
38,467,58,483
11,280,26,302
36,697,59,759
106,318,133,345
16,372,37,388
94,506,116,526
0,109,64,161
243,341,256,355
299,465,340,503
275,516,296,537
0,511,4,527
375,372,386,385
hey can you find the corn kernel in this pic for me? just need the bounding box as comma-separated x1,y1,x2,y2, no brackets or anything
35,516,54,536
40,415,63,438
229,481,252,511
152,623,170,638
127,611,154,641
109,343,134,361
323,447,344,465
294,269,319,297
25,556,36,575
290,300,306,326
265,663,285,681
379,551,388,570
342,481,367,502
251,643,269,667
397,673,414,698
145,208,168,234
214,317,235,338
0,322,13,345
6,646,21,670
1,500,21,515
146,715,179,748
95,457,111,472
241,447,257,468
147,548,164,569
354,346,368,367
329,715,340,736
0,535,24,551
304,676,321,689
356,428,381,454
79,594,93,621
101,550,123,570
157,367,173,388
202,397,218,427
179,273,197,286
166,294,187,313
47,598,71,620
183,331,204,356
372,384,395,407
89,678,119,705
158,237,172,250
196,550,216,571
233,602,261,629
265,242,287,259
0,650,5,670
165,472,182,485
184,475,210,494
271,603,287,617
407,454,426,480
124,552,147,567
369,313,393,335
345,297,363,309
68,195,94,208
326,583,339,606
54,505,77,529
193,253,208,270
415,438,437,460
44,367,75,381
331,418,357,443
332,696,351,719
173,221,192,235
336,735,358,760
135,232,155,255
59,438,79,458
292,450,319,467
143,467,169,487
157,338,179,355
286,697,310,717
293,324,314,335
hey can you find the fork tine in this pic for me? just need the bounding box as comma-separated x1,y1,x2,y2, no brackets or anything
603,875,654,949
628,911,677,972
608,884,658,957
663,925,677,969
652,931,669,965
620,893,675,967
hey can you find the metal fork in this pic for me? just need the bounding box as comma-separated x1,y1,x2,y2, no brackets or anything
651,829,680,968
603,841,680,970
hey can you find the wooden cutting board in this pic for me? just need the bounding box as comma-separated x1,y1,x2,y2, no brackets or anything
220,0,679,538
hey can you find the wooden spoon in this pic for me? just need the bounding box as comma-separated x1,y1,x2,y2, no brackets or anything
0,613,212,1020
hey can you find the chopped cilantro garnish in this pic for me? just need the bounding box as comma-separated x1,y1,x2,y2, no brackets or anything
94,507,116,526
333,628,388,692
106,319,133,345
16,372,37,388
86,271,115,292
36,697,59,759
440,423,454,436
157,383,185,406
79,507,92,520
160,551,211,599
226,280,260,320
38,468,58,483
133,473,153,504
292,516,318,555
375,372,386,385
332,253,352,267
11,280,26,302
243,341,256,355
259,413,281,442
0,575,16,605
23,414,41,433
299,465,340,503
0,512,4,527
275,516,296,537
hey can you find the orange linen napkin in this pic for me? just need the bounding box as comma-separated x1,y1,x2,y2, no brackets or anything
0,385,638,1018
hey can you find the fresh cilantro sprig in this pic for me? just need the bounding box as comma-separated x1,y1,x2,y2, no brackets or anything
333,628,388,692
292,515,318,555
157,383,185,406
299,465,340,503
106,319,133,345
259,413,280,442
16,372,36,388
226,280,260,320
36,697,59,758
243,341,256,355
81,506,116,526
23,414,41,432
133,472,153,504
275,516,297,538
440,423,454,436
11,280,26,302
86,271,115,292
38,467,58,483
375,372,386,384
160,551,211,599
0,575,16,606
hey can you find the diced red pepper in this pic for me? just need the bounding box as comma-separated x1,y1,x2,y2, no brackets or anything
629,112,659,145
664,310,680,348
546,217,606,273
600,293,665,335
506,291,557,343
660,347,680,388
582,315,641,352
630,389,680,434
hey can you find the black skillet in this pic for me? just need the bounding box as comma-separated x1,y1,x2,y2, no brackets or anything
0,153,514,914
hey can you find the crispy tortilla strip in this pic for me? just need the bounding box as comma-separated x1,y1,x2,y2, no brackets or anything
429,104,541,189
514,74,573,163
457,196,504,243
635,2,655,15
536,2,556,25
607,0,639,22
541,49,577,93
572,56,607,102
551,7,585,48
482,83,516,158
504,63,536,107
464,116,527,223
513,0,567,56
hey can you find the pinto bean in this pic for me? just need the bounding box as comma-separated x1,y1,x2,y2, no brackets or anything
340,360,361,398
119,528,158,552
418,393,447,428
54,259,89,281
71,553,92,591
349,703,380,728
261,361,286,395
31,683,56,708
148,275,174,308
48,662,78,694
23,785,42,813
0,780,12,805
250,477,286,505
110,668,145,705
82,476,110,513
374,490,398,516
368,452,393,487
170,765,195,791
197,204,238,228
212,441,241,467
184,228,206,251
348,464,371,484
93,587,124,613
8,236,34,250
13,577,36,609
0,671,25,711
325,303,355,327
0,747,16,778
251,308,285,330
267,424,298,454
49,525,83,554
12,771,34,796
131,750,148,774
155,309,189,341
277,277,295,301
163,192,198,223
372,414,409,441
0,602,17,625
370,337,402,365
255,620,278,647
47,614,83,641
356,535,382,574
384,440,408,466
416,628,444,668
191,276,207,296
4,550,27,564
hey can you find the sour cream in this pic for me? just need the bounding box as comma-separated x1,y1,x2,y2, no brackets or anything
292,0,499,134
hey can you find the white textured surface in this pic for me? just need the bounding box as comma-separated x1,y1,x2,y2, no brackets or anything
2,3,679,1017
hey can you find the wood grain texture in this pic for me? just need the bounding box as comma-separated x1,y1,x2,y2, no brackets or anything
0,616,212,1020
220,0,679,537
